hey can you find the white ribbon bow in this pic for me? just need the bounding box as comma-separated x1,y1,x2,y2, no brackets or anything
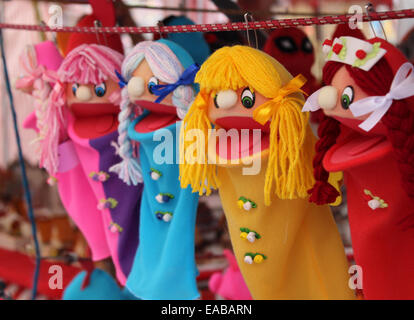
350,62,414,132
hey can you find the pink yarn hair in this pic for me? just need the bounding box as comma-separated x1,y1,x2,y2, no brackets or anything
40,44,123,175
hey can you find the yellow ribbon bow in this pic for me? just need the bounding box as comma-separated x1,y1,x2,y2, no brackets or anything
252,74,307,125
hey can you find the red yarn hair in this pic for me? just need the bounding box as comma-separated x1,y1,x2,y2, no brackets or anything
309,57,414,204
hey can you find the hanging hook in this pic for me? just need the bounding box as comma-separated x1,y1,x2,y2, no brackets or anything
157,20,165,39
365,3,387,41
94,20,109,47
244,13,258,49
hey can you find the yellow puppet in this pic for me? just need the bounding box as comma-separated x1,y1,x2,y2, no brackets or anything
180,45,354,300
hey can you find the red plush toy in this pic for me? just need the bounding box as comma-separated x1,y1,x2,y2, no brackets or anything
263,27,319,95
303,36,414,299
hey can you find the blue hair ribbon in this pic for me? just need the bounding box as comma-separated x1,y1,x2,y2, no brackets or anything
151,63,200,103
115,69,128,88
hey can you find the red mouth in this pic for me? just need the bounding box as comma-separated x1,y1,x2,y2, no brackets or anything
70,103,119,117
214,117,270,160
135,99,177,115
133,100,179,133
70,103,119,139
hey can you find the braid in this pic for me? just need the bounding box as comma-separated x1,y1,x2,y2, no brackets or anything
308,61,343,204
308,114,341,204
109,88,143,185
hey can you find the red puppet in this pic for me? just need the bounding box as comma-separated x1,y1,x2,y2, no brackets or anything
263,27,319,95
303,36,414,299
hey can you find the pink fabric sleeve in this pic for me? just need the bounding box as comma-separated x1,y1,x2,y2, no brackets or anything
55,164,111,261
57,140,80,173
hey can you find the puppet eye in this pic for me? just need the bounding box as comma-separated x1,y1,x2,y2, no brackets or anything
301,38,313,53
274,36,298,53
148,76,159,94
341,86,354,110
94,82,106,97
72,83,79,96
214,90,238,109
241,88,255,109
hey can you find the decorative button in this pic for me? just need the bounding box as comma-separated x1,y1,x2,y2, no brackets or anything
89,171,109,182
150,168,162,181
244,255,253,264
155,211,173,222
97,198,118,210
155,193,174,204
244,253,267,264
47,176,58,186
109,222,123,233
237,197,257,211
240,228,261,243
364,189,388,210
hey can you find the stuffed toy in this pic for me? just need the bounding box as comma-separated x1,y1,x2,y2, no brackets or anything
180,45,355,299
39,42,142,287
208,249,252,300
263,27,319,96
63,269,127,300
112,40,200,300
153,15,211,66
303,36,414,299
15,41,63,142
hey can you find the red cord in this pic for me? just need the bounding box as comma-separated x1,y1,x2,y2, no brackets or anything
0,9,413,34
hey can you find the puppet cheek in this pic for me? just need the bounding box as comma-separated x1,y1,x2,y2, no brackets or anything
127,76,145,99
318,86,338,111
76,86,92,101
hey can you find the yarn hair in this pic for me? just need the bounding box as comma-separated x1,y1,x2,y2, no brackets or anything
180,45,315,205
110,41,195,185
309,58,414,204
40,44,123,175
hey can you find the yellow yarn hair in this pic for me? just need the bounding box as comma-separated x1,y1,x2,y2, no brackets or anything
180,45,315,205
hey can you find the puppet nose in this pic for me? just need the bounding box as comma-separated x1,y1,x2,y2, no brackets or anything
318,86,338,110
215,90,238,109
127,76,145,99
76,86,92,101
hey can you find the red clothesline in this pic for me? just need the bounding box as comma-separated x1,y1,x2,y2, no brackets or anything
0,9,413,34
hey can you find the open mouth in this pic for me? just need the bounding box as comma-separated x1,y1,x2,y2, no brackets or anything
134,100,179,133
324,116,391,171
70,103,119,138
213,116,270,161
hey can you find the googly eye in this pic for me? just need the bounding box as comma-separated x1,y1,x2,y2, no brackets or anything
214,90,238,109
148,76,159,94
301,38,313,53
241,88,255,109
127,76,145,99
72,83,79,96
274,36,298,53
341,86,354,110
94,82,106,97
